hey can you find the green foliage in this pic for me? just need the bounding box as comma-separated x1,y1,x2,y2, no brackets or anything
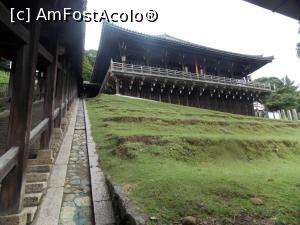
254,76,283,90
0,70,9,83
82,49,97,81
255,76,300,111
87,94,300,224
85,49,97,65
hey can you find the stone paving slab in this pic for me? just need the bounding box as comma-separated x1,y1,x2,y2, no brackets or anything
48,164,68,188
35,187,64,225
83,100,116,225
59,100,94,225
93,201,115,225
35,100,78,225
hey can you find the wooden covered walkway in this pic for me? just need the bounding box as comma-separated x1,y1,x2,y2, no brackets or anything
0,0,86,224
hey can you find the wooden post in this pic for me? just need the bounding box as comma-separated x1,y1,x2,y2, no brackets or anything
54,57,64,128
62,62,69,116
115,77,120,94
0,21,40,215
40,39,59,149
66,72,70,110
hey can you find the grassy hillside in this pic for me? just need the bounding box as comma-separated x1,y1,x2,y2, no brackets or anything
87,94,300,225
0,70,9,83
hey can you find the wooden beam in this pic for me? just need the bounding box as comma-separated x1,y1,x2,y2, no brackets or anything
0,20,41,215
29,118,49,147
0,147,19,182
53,107,60,120
0,2,53,63
0,2,29,44
38,44,53,63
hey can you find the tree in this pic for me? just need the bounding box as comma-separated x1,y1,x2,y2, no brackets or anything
82,49,97,81
254,76,300,111
254,77,283,90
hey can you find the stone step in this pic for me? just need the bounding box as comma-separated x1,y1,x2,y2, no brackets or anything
37,149,53,160
24,193,42,207
25,182,47,194
26,173,49,183
23,206,38,223
27,165,51,173
28,158,53,166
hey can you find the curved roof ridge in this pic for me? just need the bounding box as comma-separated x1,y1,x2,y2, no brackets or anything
104,22,274,62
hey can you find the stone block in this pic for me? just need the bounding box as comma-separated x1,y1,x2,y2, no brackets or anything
92,183,110,201
0,211,27,225
52,128,62,139
94,201,115,225
23,206,37,223
24,193,42,207
26,173,49,183
292,109,298,120
28,158,53,166
48,164,67,188
27,165,51,173
37,149,53,160
90,168,105,185
25,182,47,193
287,110,292,120
281,109,287,120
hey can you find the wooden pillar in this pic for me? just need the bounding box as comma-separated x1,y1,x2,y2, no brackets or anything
197,88,201,108
54,66,63,128
66,71,70,110
61,64,67,116
0,21,40,215
7,63,15,98
40,39,59,149
115,77,119,94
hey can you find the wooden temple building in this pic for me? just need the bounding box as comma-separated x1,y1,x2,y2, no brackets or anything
0,0,85,223
92,22,274,116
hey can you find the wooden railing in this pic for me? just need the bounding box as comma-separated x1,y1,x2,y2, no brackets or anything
0,98,70,194
29,118,49,147
110,61,272,91
0,146,19,182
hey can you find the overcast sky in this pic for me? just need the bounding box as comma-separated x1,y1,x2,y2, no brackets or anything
85,0,300,84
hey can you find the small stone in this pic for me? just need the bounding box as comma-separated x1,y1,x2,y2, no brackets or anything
182,216,197,225
150,216,157,220
79,208,92,217
60,206,76,219
250,197,264,205
70,179,81,185
64,194,76,202
74,196,91,206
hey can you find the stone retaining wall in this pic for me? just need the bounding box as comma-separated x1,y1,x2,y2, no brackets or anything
105,177,147,225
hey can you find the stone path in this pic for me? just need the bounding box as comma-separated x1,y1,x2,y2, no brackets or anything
59,101,93,225
35,99,115,225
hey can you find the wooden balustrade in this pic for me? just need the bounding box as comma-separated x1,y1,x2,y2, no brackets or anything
0,146,19,182
29,118,49,147
111,61,272,91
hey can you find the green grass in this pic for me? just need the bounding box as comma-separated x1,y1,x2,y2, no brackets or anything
0,70,9,83
87,94,300,225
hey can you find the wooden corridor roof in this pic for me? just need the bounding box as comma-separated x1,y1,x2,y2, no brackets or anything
0,0,85,219
244,0,300,21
